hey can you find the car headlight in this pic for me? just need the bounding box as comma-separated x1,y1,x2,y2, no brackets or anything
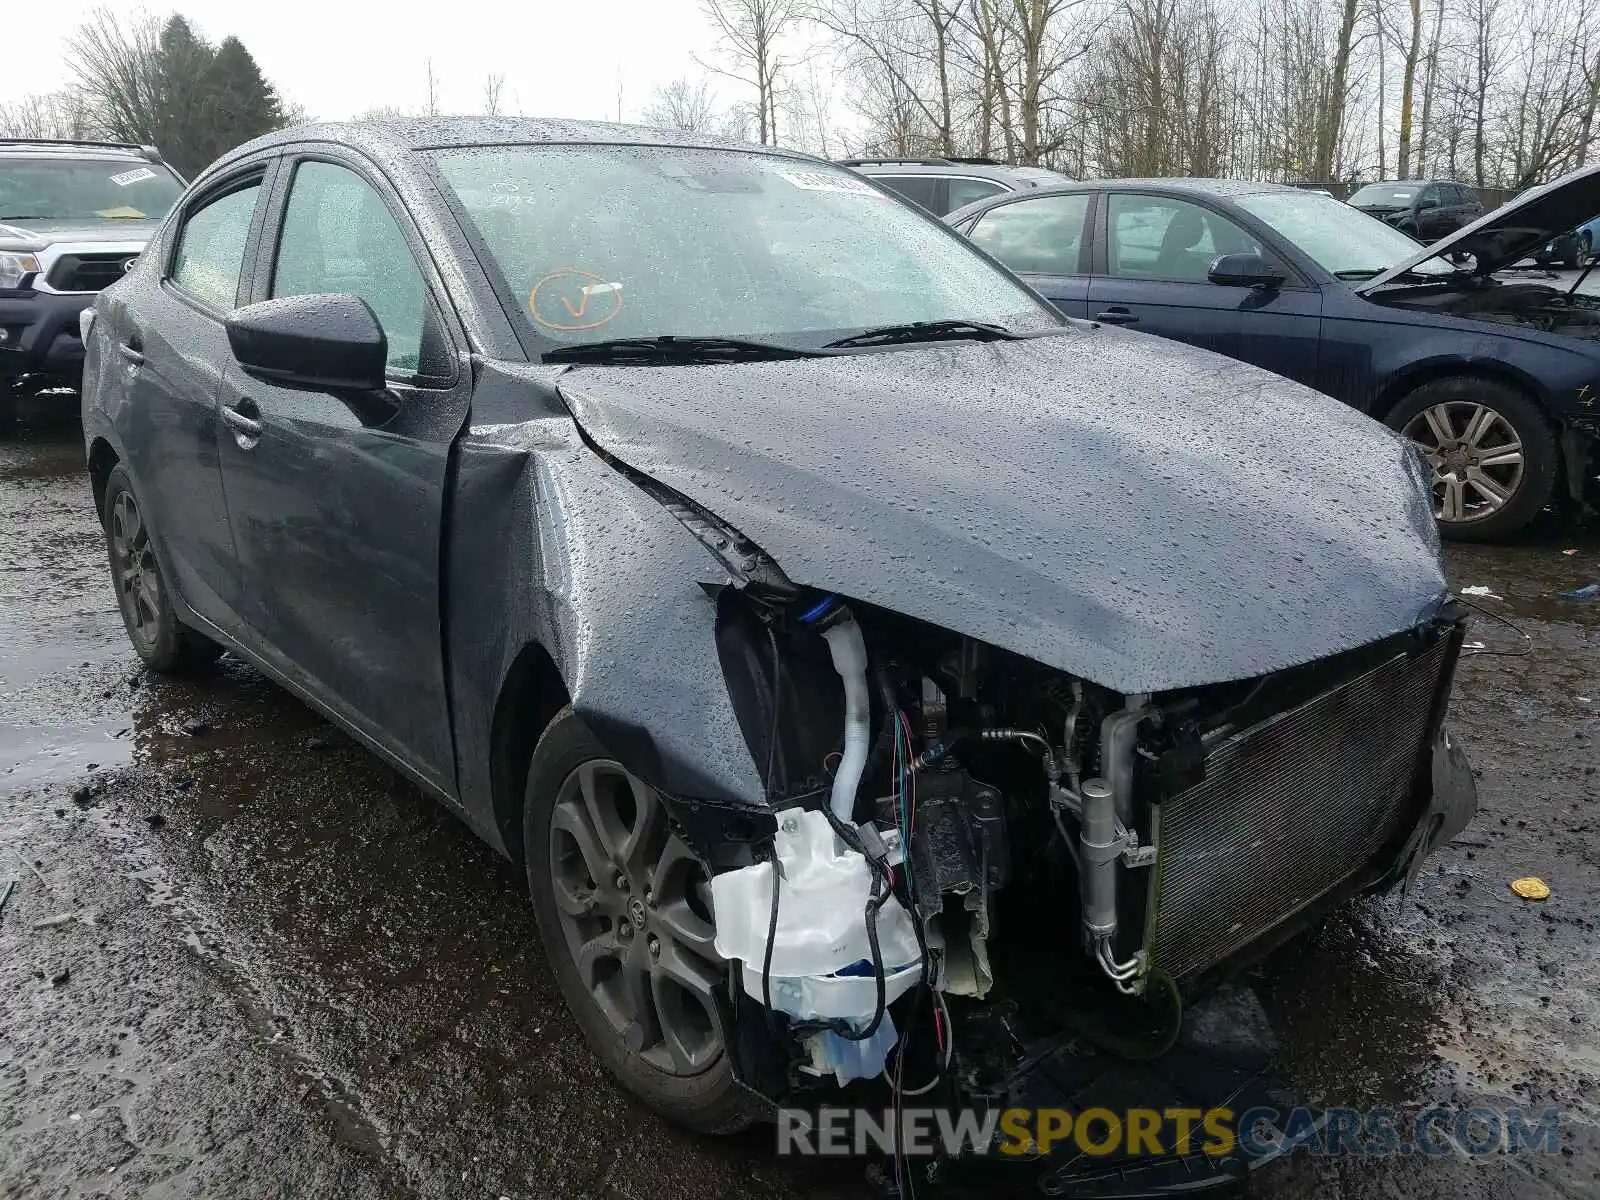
0,251,41,290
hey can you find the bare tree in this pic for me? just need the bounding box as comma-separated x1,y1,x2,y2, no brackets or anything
482,73,505,117
0,92,98,139
700,0,799,144
641,76,722,132
1392,0,1424,176
1313,0,1363,180
66,8,165,145
809,0,964,155
1416,0,1445,175
798,0,1600,188
424,59,442,117
1462,0,1502,185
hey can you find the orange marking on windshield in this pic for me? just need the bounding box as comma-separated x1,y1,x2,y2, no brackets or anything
529,268,623,331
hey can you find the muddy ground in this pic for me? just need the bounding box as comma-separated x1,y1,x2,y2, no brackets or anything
1,413,1596,1200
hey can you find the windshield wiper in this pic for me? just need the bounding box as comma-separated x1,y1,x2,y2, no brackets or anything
541,335,825,365
0,214,51,221
823,319,1021,349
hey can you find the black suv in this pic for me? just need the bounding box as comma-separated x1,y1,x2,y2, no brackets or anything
1347,179,1483,242
844,157,1070,216
0,139,185,430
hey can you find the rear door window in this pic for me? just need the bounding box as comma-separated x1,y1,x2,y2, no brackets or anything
969,194,1091,275
170,181,262,311
874,175,946,214
946,177,1008,212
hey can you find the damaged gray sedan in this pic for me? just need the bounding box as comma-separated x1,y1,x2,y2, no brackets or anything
80,119,1476,1174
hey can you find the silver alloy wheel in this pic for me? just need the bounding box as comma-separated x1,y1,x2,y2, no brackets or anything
109,491,162,642
548,759,724,1076
1401,400,1525,524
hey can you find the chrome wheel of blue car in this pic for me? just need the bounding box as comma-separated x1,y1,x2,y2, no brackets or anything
1387,377,1557,541
1403,400,1526,524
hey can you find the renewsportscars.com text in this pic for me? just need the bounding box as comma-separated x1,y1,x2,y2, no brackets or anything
776,1105,1564,1159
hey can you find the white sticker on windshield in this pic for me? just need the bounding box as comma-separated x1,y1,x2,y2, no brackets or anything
110,167,157,187
774,168,883,197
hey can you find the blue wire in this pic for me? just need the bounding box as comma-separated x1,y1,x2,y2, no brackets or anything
797,594,838,624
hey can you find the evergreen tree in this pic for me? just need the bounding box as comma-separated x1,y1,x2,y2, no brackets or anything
201,37,284,165
153,16,215,175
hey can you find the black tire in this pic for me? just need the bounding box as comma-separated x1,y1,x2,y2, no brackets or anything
523,706,758,1134
1384,377,1557,542
101,464,222,672
0,387,16,437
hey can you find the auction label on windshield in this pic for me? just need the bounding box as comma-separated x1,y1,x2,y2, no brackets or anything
774,167,883,197
110,167,158,187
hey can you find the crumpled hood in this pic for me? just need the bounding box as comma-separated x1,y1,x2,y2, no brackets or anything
557,332,1448,694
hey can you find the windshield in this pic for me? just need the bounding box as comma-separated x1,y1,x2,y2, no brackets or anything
1348,184,1421,208
0,158,184,220
432,145,1057,347
1236,190,1460,278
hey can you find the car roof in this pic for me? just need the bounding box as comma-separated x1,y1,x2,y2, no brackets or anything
846,159,1064,183
0,138,164,162
942,176,1310,224
207,117,807,180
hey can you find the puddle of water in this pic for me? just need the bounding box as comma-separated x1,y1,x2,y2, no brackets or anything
0,720,133,790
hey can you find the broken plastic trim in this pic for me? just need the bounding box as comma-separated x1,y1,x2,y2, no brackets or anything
569,417,797,592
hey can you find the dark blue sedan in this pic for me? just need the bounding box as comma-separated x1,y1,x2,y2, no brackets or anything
947,175,1600,540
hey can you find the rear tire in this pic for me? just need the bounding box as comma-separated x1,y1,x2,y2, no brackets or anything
1385,377,1557,542
523,706,758,1134
101,464,222,673
0,387,16,437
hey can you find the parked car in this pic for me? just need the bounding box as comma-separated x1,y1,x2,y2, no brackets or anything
1533,211,1600,268
1347,179,1482,241
0,138,185,431
947,175,1600,539
82,120,1475,1185
844,156,1070,216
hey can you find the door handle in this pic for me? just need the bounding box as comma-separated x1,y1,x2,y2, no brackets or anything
1095,308,1139,325
117,340,144,365
222,402,263,441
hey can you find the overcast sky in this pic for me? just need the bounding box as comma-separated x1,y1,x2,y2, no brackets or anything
8,1,746,123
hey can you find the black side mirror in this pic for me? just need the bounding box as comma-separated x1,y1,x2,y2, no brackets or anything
226,293,387,394
1415,197,1438,211
1208,252,1285,288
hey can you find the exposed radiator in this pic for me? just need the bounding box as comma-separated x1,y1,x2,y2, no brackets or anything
1146,635,1453,981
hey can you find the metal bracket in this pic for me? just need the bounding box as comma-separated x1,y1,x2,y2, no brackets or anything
1118,826,1157,869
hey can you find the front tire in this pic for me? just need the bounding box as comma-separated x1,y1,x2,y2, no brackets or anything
523,706,757,1134
101,464,221,672
1385,378,1557,541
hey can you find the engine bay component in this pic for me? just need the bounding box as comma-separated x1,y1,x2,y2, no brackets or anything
696,580,1472,1197
876,765,1008,998
709,807,922,1081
